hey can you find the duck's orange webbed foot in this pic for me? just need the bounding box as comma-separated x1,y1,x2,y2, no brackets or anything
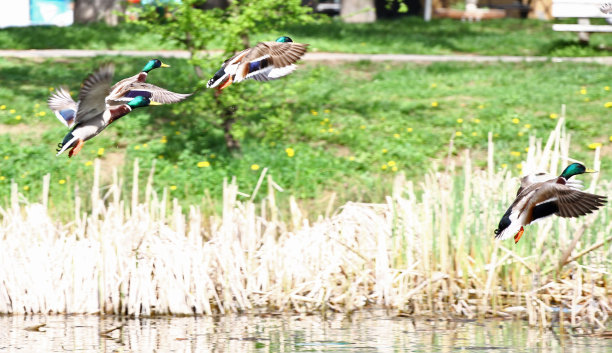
514,226,525,244
218,75,233,90
68,139,85,158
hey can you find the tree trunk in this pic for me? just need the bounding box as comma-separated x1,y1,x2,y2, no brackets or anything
341,0,376,22
74,0,120,25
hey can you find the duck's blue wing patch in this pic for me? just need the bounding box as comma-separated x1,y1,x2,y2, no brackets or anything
125,90,152,99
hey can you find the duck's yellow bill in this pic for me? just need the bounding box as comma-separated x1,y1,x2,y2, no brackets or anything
161,63,171,68
149,101,162,106
585,168,598,173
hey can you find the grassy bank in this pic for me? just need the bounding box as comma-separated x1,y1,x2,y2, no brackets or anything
2,18,612,56
0,57,611,215
1,120,611,329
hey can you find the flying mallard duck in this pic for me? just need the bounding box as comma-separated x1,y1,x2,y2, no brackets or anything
105,59,191,106
105,58,170,99
49,64,163,157
207,36,308,90
494,163,607,243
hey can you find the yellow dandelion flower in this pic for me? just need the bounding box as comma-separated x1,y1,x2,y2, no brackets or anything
610,136,612,142
605,102,612,108
524,124,531,129
197,161,210,168
549,113,558,119
170,121,176,126
382,148,388,154
15,115,21,120
97,148,104,156
23,186,29,191
392,166,398,172
142,143,148,148
251,164,260,171
38,111,46,117
134,145,141,150
511,118,520,124
49,87,54,92
158,155,164,159
360,125,366,130
34,103,40,109
311,110,318,116
3,156,8,160
525,147,530,152
510,151,521,157
431,101,438,107
0,176,4,181
518,132,524,137
501,163,508,169
430,83,437,88
328,128,334,133
471,132,477,136
406,127,413,132
517,163,523,169
85,161,93,166
588,142,602,149
455,131,462,137
323,118,329,123
9,109,15,114
320,121,326,125
59,179,66,185
211,154,216,159
580,88,587,95
381,164,387,170
393,133,400,139
324,109,330,113
348,156,355,161
473,118,481,123
170,185,177,190
285,147,295,157
387,160,396,167
605,86,610,91
478,104,485,109
0,105,5,110
175,131,181,135
456,118,463,123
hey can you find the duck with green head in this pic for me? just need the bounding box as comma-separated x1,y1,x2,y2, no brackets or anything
48,65,162,157
494,163,607,243
105,58,191,106
207,36,309,90
56,96,160,157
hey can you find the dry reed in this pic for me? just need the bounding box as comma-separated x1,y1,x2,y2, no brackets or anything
0,116,610,329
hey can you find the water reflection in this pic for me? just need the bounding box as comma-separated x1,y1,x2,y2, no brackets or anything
1,311,612,352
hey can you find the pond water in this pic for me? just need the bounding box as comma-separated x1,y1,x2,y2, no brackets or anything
1,310,612,352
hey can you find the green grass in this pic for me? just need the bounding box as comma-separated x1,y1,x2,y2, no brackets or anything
4,18,612,56
0,56,611,216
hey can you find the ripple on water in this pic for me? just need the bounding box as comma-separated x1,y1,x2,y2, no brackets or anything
2,310,612,352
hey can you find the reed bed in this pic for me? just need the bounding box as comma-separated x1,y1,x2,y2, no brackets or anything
0,116,611,329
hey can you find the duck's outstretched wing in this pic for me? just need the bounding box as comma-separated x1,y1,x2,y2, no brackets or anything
234,41,308,83
108,82,192,105
47,87,77,128
75,64,114,124
527,183,607,221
